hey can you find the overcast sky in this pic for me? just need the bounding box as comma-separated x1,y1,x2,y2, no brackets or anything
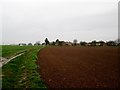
0,0,119,45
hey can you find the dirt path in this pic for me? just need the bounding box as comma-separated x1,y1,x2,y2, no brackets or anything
37,46,119,88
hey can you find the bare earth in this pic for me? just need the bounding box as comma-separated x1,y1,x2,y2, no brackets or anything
37,46,119,88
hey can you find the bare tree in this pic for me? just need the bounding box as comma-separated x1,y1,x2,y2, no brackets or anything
56,39,60,45
45,38,50,45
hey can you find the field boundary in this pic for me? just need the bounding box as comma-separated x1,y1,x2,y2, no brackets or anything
2,46,47,88
0,52,24,67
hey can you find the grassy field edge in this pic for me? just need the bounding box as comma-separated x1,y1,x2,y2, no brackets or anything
2,46,47,88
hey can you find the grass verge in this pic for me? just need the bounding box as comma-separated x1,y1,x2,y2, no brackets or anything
1,45,34,58
2,46,47,89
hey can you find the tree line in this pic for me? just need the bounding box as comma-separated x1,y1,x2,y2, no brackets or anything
44,38,120,46
18,38,120,46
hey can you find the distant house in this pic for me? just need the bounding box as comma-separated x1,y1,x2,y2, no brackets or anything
53,41,73,46
96,41,106,46
55,41,65,46
86,43,91,46
106,41,116,46
64,42,73,46
85,41,106,46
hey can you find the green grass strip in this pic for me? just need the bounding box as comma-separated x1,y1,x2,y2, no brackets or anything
1,45,34,58
2,46,47,89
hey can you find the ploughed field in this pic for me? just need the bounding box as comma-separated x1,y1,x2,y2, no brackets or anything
37,46,119,88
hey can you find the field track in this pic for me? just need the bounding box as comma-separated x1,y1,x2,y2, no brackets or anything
37,46,119,88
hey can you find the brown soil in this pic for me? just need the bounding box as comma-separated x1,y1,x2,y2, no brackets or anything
37,46,119,88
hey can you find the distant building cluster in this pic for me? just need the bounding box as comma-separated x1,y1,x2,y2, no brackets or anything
18,38,120,46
